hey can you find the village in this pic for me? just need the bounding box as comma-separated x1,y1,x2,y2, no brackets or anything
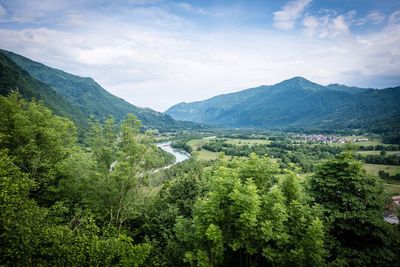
294,134,347,143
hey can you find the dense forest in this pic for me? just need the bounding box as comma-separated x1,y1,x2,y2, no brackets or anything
1,93,399,266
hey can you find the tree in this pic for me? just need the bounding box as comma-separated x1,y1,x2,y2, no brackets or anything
176,155,327,267
309,151,400,266
0,92,77,204
0,150,46,265
259,172,326,267
176,165,261,267
84,114,169,230
141,159,204,266
0,96,152,266
87,116,118,173
238,153,279,191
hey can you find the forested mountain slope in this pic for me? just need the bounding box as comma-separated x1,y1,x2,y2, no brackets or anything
1,49,192,129
166,77,400,133
0,51,88,128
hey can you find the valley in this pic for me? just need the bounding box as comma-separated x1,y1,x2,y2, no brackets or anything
164,131,400,195
1,0,400,265
1,49,399,266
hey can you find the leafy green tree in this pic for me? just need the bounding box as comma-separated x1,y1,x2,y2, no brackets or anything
0,150,46,265
84,114,169,230
259,174,326,267
0,92,76,203
87,116,118,173
176,165,261,267
0,95,152,266
176,155,327,267
57,147,99,208
141,159,204,266
238,153,279,191
309,151,400,266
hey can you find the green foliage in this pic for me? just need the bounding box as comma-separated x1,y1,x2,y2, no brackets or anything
87,116,118,172
1,92,399,266
0,95,157,265
0,51,89,134
0,92,77,203
238,153,279,190
175,155,327,266
0,149,152,266
65,113,172,230
139,159,204,266
356,153,400,165
171,139,193,153
378,170,400,181
309,151,400,266
200,137,344,172
0,150,43,264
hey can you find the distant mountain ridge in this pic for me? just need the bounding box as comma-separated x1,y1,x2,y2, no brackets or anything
0,49,196,130
166,77,400,134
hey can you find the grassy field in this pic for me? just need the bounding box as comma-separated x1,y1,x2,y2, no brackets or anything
363,164,400,176
349,141,382,146
192,149,223,161
188,139,230,161
325,136,382,147
187,139,206,150
362,163,400,195
357,151,400,156
343,136,383,146
187,138,271,161
383,181,400,196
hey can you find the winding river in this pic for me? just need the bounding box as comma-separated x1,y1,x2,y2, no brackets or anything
157,141,191,168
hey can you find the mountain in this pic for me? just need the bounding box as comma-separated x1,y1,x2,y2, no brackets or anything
0,51,88,129
1,49,193,130
166,77,400,133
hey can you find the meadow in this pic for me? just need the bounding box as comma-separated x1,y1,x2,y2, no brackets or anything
184,135,400,196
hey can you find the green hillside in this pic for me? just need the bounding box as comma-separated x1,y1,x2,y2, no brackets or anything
166,77,400,135
2,49,193,130
0,52,88,129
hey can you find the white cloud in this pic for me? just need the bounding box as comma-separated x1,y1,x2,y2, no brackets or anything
331,15,350,36
177,2,206,14
0,3,399,111
389,10,400,25
0,0,84,25
356,11,386,26
303,15,319,36
303,11,352,38
273,0,312,30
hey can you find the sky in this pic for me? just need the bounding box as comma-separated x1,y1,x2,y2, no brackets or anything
0,0,399,111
